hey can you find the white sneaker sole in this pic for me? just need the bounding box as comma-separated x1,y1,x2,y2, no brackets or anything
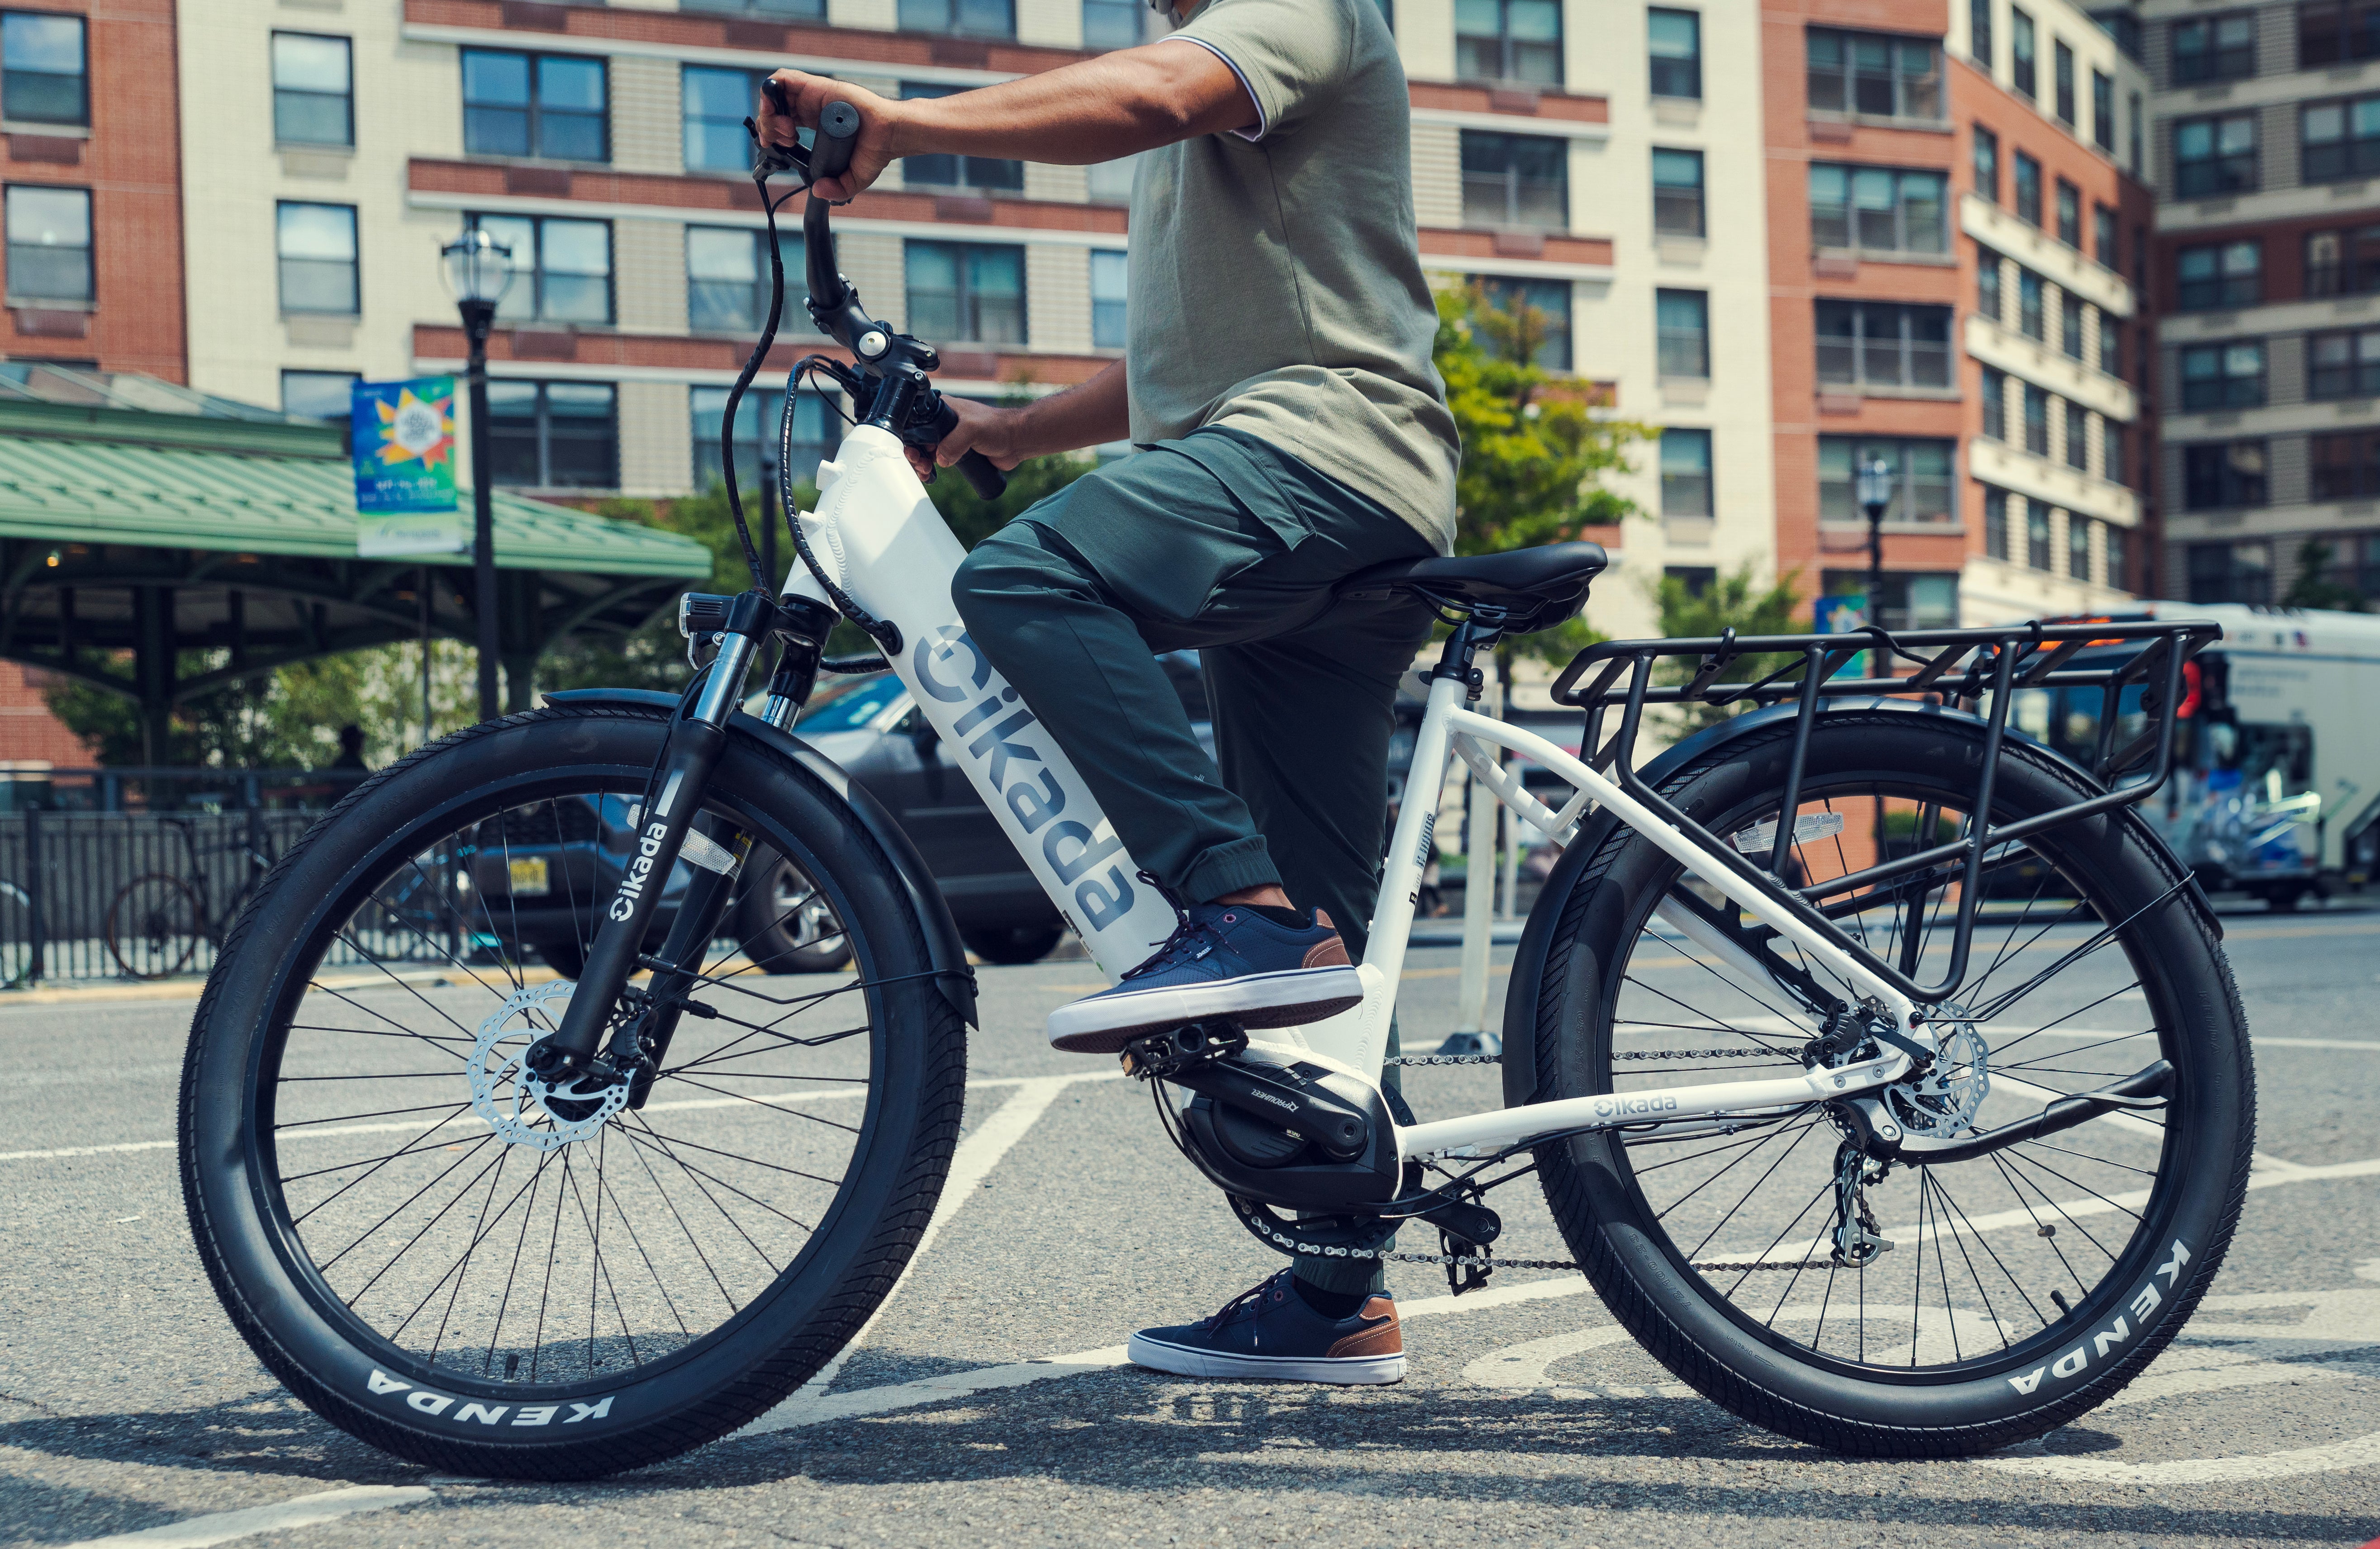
1046,966,1364,1053
1126,1331,1405,1385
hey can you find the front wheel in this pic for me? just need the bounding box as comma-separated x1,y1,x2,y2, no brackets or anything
1525,709,2253,1456
179,705,967,1479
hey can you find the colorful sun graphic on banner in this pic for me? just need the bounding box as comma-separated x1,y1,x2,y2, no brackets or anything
374,386,454,471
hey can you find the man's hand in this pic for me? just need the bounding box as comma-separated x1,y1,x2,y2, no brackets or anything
757,71,900,202
903,398,1028,484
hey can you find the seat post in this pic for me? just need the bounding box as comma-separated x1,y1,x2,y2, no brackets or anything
1429,605,1509,697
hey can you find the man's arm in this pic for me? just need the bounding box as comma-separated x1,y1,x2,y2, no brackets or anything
758,43,1256,201
920,360,1129,477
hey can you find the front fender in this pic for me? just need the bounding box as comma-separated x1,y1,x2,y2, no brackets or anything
1498,696,2211,1109
544,688,977,1027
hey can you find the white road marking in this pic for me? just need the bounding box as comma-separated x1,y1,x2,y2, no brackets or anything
54,1485,430,1549
1981,1430,2380,1485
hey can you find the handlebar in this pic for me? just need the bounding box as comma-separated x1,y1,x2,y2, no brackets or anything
754,84,1006,501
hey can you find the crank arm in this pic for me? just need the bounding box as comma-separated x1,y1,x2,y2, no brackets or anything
1891,1060,2174,1166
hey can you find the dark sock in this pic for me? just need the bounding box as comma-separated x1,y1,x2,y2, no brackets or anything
1289,1275,1370,1318
1243,903,1312,931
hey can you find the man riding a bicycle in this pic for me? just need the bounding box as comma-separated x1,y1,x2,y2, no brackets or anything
761,0,1456,1384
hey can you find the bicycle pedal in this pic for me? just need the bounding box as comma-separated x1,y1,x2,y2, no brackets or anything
1119,1018,1247,1080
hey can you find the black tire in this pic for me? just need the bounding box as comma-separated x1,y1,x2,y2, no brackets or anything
959,922,1064,965
1526,709,2253,1457
180,704,967,1479
739,851,854,974
108,873,204,979
0,881,31,989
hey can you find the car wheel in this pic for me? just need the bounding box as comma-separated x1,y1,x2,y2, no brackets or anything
741,853,854,973
960,923,1065,965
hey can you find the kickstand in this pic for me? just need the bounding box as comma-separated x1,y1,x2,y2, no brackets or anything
1441,1228,1493,1296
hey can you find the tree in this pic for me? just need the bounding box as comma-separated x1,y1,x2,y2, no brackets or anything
2282,539,2369,612
1651,563,1805,734
1434,283,1655,669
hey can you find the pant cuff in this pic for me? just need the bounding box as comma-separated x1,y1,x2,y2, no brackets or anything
1292,1253,1388,1297
1178,837,1278,905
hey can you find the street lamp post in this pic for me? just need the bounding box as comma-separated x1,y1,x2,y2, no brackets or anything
1854,455,1895,678
442,229,515,722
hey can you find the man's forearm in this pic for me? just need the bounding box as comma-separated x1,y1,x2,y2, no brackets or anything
890,44,1254,166
1010,362,1132,459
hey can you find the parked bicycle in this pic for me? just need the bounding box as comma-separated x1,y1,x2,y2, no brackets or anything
179,104,2251,1480
105,816,278,979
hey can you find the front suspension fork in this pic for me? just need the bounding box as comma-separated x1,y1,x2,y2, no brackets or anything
530,590,836,1088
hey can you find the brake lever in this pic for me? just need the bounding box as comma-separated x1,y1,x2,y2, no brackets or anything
747,78,811,181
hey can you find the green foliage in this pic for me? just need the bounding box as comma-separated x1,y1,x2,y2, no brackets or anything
923,450,1093,552
2281,540,2370,612
1651,563,1805,733
1433,284,1653,668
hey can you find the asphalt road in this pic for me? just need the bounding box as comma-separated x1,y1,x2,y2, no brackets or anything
3,905,2379,1549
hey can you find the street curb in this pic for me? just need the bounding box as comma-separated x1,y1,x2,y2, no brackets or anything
0,963,567,1009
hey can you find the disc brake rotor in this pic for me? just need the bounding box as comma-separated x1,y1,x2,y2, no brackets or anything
1885,1021,1990,1139
469,981,628,1151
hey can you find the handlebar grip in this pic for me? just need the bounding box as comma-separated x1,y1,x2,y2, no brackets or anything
956,450,1007,501
811,99,861,183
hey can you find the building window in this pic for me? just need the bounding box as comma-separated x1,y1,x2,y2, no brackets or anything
1815,300,1952,390
2092,69,2114,150
2061,290,2084,358
684,67,765,174
1461,131,1570,230
1091,250,1127,349
902,84,1025,192
2128,91,2143,175
2106,527,2128,591
1088,153,1138,204
1477,275,1572,370
1984,486,2009,559
1819,437,1955,524
2299,0,2380,66
2309,326,2380,398
2304,226,2380,295
2055,179,2080,246
2180,340,2266,408
281,370,358,421
2018,266,2044,338
2175,240,2260,309
2019,503,2050,568
898,0,1016,38
1821,571,1960,629
2094,204,2117,268
2104,426,2126,486
1457,0,1563,85
1971,0,1992,65
2175,111,2256,195
906,240,1026,344
1977,245,2002,319
2054,38,2075,124
464,213,610,325
1654,287,1709,378
1806,28,1945,120
1660,427,1713,516
2102,317,2123,377
2187,540,2270,604
1083,0,1151,49
2303,96,2380,183
2174,11,2255,81
2064,400,2088,469
271,33,351,147
2311,430,2380,498
2185,440,2267,507
1973,124,1999,204
1809,164,1946,254
2023,384,2050,454
692,386,836,493
463,50,606,163
686,225,803,334
274,200,354,315
489,380,616,490
2012,150,2041,225
1651,147,1703,237
0,13,85,127
3,184,85,303
1648,8,1701,98
1981,365,2005,437
2012,6,2036,95
2068,513,2092,578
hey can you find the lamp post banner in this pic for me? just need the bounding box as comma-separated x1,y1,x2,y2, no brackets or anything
353,377,465,555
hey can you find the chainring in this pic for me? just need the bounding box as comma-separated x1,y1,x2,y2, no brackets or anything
468,980,629,1151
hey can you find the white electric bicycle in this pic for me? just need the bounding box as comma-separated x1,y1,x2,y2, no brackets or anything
180,102,2252,1479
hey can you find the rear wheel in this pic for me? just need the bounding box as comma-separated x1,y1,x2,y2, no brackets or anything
1527,711,2253,1456
108,874,204,978
180,704,967,1479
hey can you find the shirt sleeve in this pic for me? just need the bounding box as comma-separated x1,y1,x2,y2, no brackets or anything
1167,0,1354,141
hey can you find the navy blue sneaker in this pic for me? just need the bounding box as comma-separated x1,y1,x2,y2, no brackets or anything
1046,898,1362,1053
1128,1270,1404,1384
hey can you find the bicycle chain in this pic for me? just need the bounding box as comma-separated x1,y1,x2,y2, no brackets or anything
1386,1049,1762,1066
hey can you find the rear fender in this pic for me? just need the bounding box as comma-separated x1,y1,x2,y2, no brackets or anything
544,688,977,1026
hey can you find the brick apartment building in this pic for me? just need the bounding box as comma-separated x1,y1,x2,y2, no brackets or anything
2135,0,2380,607
1762,0,2154,633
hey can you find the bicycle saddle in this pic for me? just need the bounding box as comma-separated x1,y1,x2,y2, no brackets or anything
1335,541,1608,633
